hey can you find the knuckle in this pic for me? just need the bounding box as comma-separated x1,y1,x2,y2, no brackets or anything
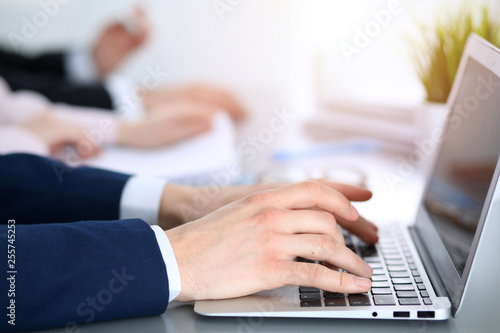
244,191,271,205
338,272,349,289
320,211,337,226
308,264,325,283
319,235,336,253
257,208,284,226
303,180,323,197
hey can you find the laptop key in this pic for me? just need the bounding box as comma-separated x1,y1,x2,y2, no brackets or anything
368,263,384,269
384,254,402,260
325,298,346,306
420,291,429,298
392,278,413,284
385,260,405,266
323,291,344,298
411,270,420,277
415,277,423,283
299,287,319,293
371,288,392,295
371,281,391,288
364,256,381,263
389,271,410,278
409,264,418,270
299,293,321,301
349,294,371,306
394,285,415,291
373,295,396,306
417,284,426,291
300,300,322,307
296,257,315,263
372,268,386,275
380,247,399,253
396,291,418,298
399,298,421,306
382,251,400,257
371,275,388,282
387,265,407,272
344,235,353,247
423,298,433,305
359,245,377,257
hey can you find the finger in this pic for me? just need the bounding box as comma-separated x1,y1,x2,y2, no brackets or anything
256,181,359,222
272,211,344,244
63,128,101,159
315,180,372,202
222,94,247,121
282,234,372,278
197,87,246,121
283,262,371,294
337,215,379,245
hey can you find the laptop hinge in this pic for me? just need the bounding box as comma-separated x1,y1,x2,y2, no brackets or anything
409,227,449,298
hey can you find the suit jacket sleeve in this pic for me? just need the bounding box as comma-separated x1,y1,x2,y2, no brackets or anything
0,48,114,109
0,219,170,332
0,153,130,224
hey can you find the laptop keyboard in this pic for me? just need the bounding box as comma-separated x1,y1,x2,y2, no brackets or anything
298,227,433,307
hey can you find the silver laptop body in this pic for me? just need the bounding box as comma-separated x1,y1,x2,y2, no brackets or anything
195,34,500,321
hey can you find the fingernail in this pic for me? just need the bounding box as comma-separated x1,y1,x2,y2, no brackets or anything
351,205,359,219
364,262,373,276
355,277,371,289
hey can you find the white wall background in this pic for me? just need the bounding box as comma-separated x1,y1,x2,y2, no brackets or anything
0,0,498,118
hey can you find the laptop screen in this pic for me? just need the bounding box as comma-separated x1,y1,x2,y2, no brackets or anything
423,57,500,276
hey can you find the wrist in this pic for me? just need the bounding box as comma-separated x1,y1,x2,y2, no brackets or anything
141,89,157,111
159,184,195,230
116,122,137,146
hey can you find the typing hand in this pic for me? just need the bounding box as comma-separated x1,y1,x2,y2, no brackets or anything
143,83,247,121
20,112,101,159
159,180,378,245
166,181,374,302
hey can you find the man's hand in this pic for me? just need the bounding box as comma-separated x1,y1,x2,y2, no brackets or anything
93,7,150,76
159,180,378,245
116,100,217,148
20,112,101,158
142,84,247,121
166,181,374,302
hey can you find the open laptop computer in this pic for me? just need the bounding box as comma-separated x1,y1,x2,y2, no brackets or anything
195,34,500,321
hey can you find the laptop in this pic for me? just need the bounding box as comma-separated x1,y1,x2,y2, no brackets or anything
194,34,500,321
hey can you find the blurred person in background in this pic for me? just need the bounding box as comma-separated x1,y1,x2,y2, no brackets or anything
0,76,227,159
0,7,246,148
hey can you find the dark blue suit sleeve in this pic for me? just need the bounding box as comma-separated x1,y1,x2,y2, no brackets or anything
0,48,114,109
0,154,131,224
0,219,170,332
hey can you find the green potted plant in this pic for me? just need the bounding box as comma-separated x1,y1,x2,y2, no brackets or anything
407,4,500,103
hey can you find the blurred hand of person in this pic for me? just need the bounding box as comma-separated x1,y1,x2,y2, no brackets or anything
166,181,374,302
143,83,247,121
93,7,150,76
158,181,379,245
20,112,101,158
116,99,218,148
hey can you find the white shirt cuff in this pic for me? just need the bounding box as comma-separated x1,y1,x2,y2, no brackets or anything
64,49,100,84
104,75,145,120
151,225,182,302
119,176,167,225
